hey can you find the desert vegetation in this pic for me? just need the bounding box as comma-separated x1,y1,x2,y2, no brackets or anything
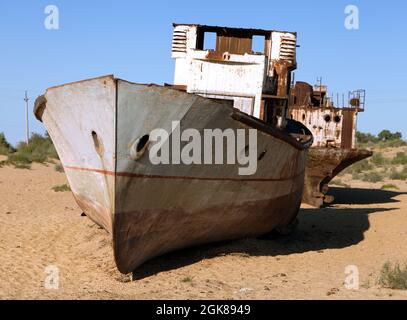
0,132,58,169
378,262,407,290
356,130,406,149
54,163,64,173
381,184,399,190
51,184,71,192
0,133,15,155
337,130,407,184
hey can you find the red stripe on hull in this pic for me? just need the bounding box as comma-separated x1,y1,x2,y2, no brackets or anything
65,166,303,182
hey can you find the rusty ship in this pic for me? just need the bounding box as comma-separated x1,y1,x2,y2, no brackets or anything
34,24,312,273
289,81,372,207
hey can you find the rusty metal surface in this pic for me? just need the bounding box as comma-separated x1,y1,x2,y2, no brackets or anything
290,81,313,106
302,148,373,208
216,33,252,55
290,105,356,148
33,95,47,122
288,81,370,207
340,109,354,149
274,60,292,98
289,81,360,149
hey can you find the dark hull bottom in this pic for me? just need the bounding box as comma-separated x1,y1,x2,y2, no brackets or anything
302,148,373,208
113,186,303,274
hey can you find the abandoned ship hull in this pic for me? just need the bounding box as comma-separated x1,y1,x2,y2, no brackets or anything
302,147,373,208
35,75,312,274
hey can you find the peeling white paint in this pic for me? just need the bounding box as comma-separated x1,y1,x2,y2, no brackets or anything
172,25,297,120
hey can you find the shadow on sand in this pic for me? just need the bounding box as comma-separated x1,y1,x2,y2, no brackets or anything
132,188,401,279
328,187,406,205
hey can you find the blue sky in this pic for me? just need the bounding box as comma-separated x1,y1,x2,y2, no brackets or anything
0,0,406,145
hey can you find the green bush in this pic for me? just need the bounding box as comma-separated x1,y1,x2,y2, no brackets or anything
51,184,70,192
0,132,15,155
54,163,64,173
15,133,58,162
378,262,407,290
383,139,407,148
381,184,399,190
347,160,373,174
356,130,406,148
7,153,31,164
392,152,407,165
389,168,407,181
371,153,387,166
181,276,193,283
5,132,58,168
352,172,362,180
362,172,384,183
356,132,378,144
13,163,32,170
378,130,402,142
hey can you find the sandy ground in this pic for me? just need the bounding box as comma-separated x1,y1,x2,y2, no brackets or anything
1,161,407,300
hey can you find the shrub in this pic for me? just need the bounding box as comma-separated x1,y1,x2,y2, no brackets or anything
13,163,32,170
356,132,378,144
7,153,31,164
356,131,406,148
352,172,362,180
181,276,193,283
54,163,64,173
5,132,58,168
392,152,407,165
383,139,407,148
15,133,58,162
362,172,384,183
378,262,407,290
51,184,70,192
389,168,407,181
378,130,402,142
0,132,15,155
348,160,373,174
371,153,387,166
381,184,399,190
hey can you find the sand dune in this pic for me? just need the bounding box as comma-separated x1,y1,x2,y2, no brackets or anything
1,162,407,299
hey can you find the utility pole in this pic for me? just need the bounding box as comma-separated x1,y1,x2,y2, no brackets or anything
24,91,29,144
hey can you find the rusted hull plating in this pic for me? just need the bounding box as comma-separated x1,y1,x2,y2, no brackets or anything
35,75,312,273
303,148,373,208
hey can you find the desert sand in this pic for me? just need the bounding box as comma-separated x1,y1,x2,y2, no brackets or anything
1,160,407,300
